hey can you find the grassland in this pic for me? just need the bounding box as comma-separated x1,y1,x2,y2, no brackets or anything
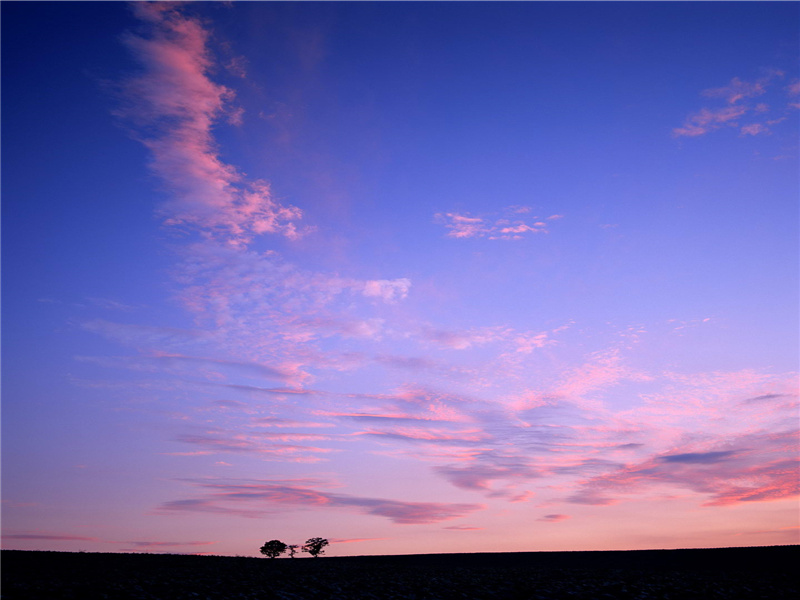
2,545,797,599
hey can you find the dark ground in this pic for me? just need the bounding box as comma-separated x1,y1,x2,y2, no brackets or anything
2,545,797,599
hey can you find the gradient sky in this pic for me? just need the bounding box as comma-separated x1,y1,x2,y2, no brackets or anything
2,1,798,557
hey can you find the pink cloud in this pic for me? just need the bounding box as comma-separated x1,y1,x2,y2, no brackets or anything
673,105,748,137
175,430,335,462
169,243,413,385
119,3,304,246
508,490,535,503
674,71,795,139
158,478,484,525
565,430,799,507
435,212,488,238
513,349,650,411
435,450,542,494
334,386,477,425
513,331,553,354
435,207,559,240
363,278,412,302
334,497,484,525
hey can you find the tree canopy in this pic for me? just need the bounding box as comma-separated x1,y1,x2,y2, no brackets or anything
259,539,288,559
302,537,329,558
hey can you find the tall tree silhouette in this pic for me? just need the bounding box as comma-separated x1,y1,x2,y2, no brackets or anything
302,537,329,558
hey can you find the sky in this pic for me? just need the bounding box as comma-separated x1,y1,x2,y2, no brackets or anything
2,1,798,558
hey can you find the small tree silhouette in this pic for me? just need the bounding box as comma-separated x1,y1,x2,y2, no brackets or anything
302,537,329,558
260,539,288,559
287,544,299,558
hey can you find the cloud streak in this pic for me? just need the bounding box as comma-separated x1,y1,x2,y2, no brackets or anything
158,479,484,525
119,2,304,246
566,430,798,507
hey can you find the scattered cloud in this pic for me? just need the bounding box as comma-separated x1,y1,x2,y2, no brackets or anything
701,76,771,105
363,279,411,302
566,430,798,507
673,105,747,137
435,206,561,240
674,70,795,138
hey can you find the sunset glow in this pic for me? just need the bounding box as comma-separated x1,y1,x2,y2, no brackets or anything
2,1,798,557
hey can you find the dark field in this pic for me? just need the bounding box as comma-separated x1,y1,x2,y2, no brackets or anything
2,546,797,599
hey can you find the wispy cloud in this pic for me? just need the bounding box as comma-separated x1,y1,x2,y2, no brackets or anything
566,430,798,507
673,105,748,137
434,207,561,240
118,2,305,246
157,478,484,525
363,279,412,302
701,76,772,105
174,430,335,463
435,451,541,494
674,70,794,138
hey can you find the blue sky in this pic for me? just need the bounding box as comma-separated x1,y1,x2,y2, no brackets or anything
2,1,798,557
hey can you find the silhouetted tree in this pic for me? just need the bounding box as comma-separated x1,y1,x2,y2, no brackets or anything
302,537,329,558
260,539,288,559
287,544,299,558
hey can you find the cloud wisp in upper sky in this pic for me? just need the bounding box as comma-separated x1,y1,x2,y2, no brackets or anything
118,1,305,246
435,208,563,240
674,70,798,138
